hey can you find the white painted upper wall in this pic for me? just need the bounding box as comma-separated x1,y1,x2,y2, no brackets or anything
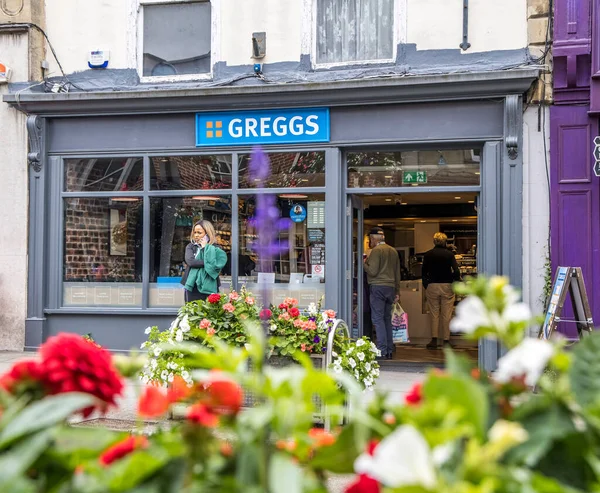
407,0,527,53
45,0,131,75
43,0,527,76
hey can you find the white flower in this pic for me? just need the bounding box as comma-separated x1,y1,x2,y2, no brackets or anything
354,425,436,489
141,375,150,385
144,326,152,335
334,364,343,374
331,351,338,358
160,370,169,381
179,315,191,333
348,358,356,369
140,342,147,350
488,420,528,446
346,348,354,356
181,370,190,381
357,352,365,362
269,324,277,332
373,368,380,377
365,362,371,372
168,373,174,383
355,370,360,380
154,347,162,357
450,296,491,334
150,359,158,369
308,303,318,315
169,317,181,331
370,342,378,352
175,330,183,343
356,339,365,347
495,338,554,387
504,303,532,324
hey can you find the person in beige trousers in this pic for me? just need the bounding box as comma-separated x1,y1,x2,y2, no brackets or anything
422,233,462,349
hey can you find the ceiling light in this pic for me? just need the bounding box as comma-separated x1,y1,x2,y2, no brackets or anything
475,172,481,175
468,200,475,203
280,194,308,199
385,198,392,202
401,202,408,205
384,175,393,179
420,220,426,223
111,197,140,202
301,179,309,182
454,196,462,200
452,219,458,222
377,223,383,227
192,196,221,201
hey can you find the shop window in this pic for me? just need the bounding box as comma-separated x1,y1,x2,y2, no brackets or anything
64,158,143,193
148,196,232,308
63,198,143,307
150,155,232,190
238,152,325,188
238,194,326,309
347,149,481,188
142,1,212,77
316,0,394,65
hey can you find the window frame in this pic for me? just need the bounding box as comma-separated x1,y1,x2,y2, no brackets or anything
133,0,220,83
305,0,407,69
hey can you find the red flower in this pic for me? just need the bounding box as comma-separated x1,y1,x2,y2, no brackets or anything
99,435,149,466
167,375,192,403
207,293,221,304
345,474,380,493
259,309,272,321
38,333,124,417
308,427,336,447
204,376,244,415
138,386,170,418
367,439,379,455
404,382,423,406
288,307,300,318
0,359,43,393
187,403,219,427
278,303,287,310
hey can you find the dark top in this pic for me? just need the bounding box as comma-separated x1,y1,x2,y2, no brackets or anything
180,243,204,286
421,246,461,289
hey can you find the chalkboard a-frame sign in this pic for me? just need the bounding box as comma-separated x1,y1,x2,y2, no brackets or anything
539,267,595,341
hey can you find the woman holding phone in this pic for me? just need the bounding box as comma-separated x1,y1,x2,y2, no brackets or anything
181,220,227,303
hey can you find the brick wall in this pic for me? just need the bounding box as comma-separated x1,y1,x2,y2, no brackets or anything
528,0,552,103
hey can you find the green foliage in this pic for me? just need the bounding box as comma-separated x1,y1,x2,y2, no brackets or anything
569,331,600,409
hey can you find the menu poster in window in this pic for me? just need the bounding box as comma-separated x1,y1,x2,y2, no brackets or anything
308,228,325,243
310,243,325,264
307,201,325,228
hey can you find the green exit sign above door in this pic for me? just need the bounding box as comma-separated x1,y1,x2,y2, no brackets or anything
402,170,427,184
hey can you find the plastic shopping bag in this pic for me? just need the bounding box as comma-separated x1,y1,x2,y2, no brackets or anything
392,302,410,343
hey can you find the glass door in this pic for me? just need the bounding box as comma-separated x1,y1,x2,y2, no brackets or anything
347,195,364,339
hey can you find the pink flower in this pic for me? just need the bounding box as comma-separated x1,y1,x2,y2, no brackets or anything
278,312,290,321
301,344,307,352
283,297,299,307
199,319,212,330
228,292,239,301
302,321,317,331
259,309,272,321
324,309,336,319
245,297,255,305
293,319,303,328
207,327,216,336
223,303,235,313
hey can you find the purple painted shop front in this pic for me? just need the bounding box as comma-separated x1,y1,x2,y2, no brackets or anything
551,0,600,335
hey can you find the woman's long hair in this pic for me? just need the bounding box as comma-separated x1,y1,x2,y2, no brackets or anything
190,219,217,245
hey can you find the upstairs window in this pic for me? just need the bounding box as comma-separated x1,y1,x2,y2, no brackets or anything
142,1,212,78
316,0,394,65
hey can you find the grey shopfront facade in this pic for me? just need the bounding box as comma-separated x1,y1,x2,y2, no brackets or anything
5,68,537,370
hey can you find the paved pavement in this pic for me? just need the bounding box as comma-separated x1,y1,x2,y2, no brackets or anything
0,351,425,492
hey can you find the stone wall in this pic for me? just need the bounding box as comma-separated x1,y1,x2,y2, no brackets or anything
528,0,553,103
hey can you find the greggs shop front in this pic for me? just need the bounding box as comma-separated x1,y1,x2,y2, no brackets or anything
7,69,536,370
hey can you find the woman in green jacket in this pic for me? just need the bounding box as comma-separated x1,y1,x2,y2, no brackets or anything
181,220,227,303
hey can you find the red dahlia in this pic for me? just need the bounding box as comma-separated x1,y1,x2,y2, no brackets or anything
99,435,149,466
288,307,300,318
259,309,272,320
207,293,222,304
39,333,124,417
0,359,43,393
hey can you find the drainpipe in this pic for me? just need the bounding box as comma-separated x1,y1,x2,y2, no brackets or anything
460,0,471,51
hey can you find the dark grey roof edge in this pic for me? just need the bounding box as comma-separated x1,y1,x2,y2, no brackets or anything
3,68,540,116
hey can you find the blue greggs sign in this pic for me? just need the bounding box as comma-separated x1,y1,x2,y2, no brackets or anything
196,107,330,147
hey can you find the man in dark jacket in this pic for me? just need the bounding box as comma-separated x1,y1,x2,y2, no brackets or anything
422,232,462,349
364,227,401,360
